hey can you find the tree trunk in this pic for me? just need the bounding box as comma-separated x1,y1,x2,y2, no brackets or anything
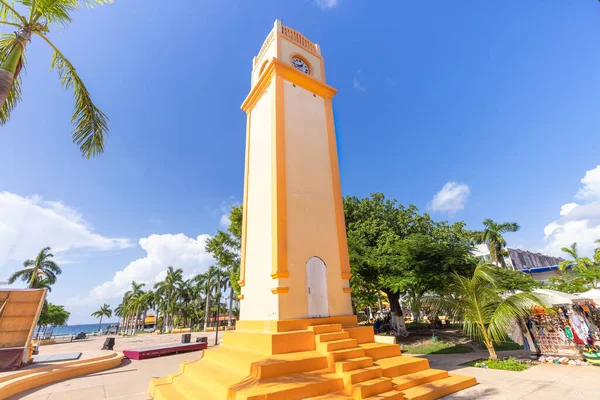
485,340,498,360
98,316,103,333
228,287,234,326
384,290,406,332
377,292,383,316
204,284,211,331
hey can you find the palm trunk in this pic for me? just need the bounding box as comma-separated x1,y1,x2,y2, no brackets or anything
204,284,211,331
228,287,234,326
98,316,103,333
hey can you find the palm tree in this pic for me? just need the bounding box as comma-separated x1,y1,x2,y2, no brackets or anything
91,303,112,333
558,242,594,274
200,266,219,331
433,264,544,360
8,247,62,288
120,281,145,335
130,291,153,334
594,239,600,266
476,219,520,268
0,0,111,157
154,266,183,332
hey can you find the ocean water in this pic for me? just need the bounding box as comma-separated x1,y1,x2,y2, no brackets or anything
49,323,119,336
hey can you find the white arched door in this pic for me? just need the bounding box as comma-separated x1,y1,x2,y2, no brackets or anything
307,256,329,318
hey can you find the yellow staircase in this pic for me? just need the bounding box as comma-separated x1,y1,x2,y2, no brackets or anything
149,320,476,400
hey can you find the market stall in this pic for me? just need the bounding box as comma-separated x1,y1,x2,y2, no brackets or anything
524,289,598,359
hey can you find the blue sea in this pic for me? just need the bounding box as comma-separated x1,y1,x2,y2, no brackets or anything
51,323,119,336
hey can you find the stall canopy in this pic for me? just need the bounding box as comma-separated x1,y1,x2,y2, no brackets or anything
533,289,583,305
579,288,600,302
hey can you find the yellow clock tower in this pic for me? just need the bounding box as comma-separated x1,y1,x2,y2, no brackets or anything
149,21,476,400
239,19,352,322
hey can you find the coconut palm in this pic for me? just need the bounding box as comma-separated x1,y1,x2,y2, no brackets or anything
129,291,153,334
154,266,183,332
91,303,112,333
199,266,219,331
433,263,544,360
8,247,62,288
476,219,520,268
558,242,594,274
594,239,600,266
0,0,111,157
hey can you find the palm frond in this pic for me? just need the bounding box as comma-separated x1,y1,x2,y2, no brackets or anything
37,33,108,158
0,0,27,23
488,292,543,343
29,0,77,26
0,34,25,125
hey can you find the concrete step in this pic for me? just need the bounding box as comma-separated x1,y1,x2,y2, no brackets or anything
317,331,351,343
366,390,405,400
343,366,382,388
329,347,366,362
391,369,448,391
400,374,477,400
359,343,401,360
351,377,393,399
319,338,359,352
170,373,220,399
153,382,186,400
310,324,343,334
375,356,430,378
336,357,374,374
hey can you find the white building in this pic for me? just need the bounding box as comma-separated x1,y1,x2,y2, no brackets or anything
474,244,565,283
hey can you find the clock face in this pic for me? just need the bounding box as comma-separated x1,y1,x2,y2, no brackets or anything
292,57,310,74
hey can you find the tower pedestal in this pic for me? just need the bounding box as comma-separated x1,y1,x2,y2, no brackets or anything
149,316,476,400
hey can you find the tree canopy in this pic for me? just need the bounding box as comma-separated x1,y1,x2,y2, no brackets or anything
344,193,477,325
38,303,70,327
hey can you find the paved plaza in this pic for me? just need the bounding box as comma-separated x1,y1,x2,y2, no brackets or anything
8,338,599,400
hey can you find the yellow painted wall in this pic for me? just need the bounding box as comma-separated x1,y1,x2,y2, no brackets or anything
240,81,279,321
278,80,352,319
279,38,323,82
252,30,277,87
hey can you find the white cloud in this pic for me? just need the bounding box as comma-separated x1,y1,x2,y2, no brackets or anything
314,0,341,10
353,69,367,92
0,192,131,268
220,214,231,228
576,165,600,201
543,165,600,257
428,182,471,215
84,233,214,303
560,203,579,216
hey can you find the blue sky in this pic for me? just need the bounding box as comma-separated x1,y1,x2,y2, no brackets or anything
2,1,600,323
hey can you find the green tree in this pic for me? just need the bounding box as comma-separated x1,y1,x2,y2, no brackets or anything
577,265,600,289
205,205,242,326
154,267,183,332
546,275,588,294
558,242,594,274
38,303,70,327
433,264,544,360
594,239,600,265
90,303,112,333
344,193,477,331
0,0,111,157
475,219,520,268
492,268,541,293
199,266,219,331
8,247,62,288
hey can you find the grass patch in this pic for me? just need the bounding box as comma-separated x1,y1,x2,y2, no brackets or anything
403,341,473,355
463,357,529,371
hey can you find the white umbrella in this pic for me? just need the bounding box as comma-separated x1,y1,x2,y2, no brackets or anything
533,289,582,305
578,288,600,302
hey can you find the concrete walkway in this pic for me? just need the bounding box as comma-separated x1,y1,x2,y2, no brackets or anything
10,346,600,399
421,350,599,399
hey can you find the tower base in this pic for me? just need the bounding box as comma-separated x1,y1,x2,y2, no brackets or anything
148,316,476,400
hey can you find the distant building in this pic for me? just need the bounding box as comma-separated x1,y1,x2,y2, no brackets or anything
473,244,565,282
